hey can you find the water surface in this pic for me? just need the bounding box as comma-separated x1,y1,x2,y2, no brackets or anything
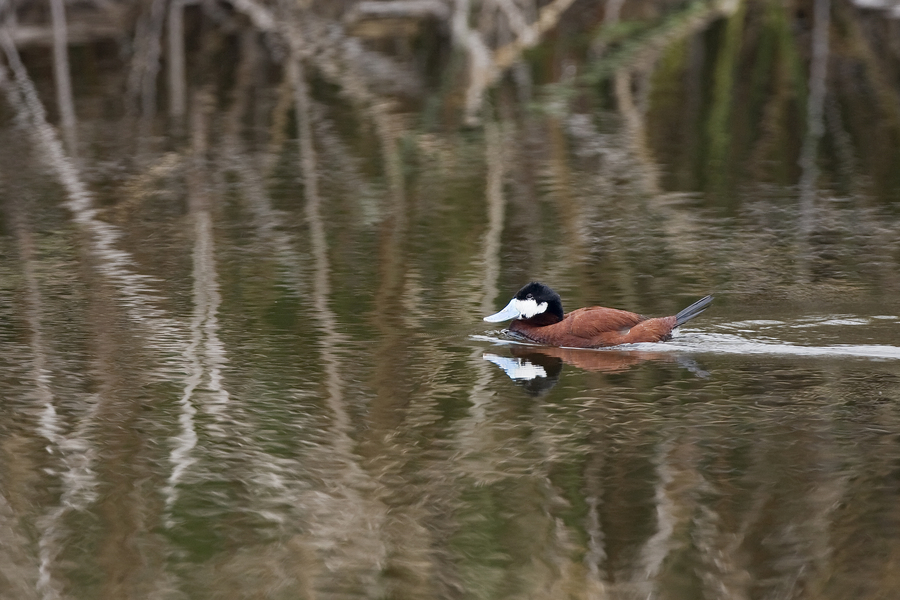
2,1,900,598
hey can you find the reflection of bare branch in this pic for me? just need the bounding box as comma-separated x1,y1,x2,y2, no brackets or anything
1,148,105,600
0,31,189,367
6,3,125,48
452,0,576,124
453,119,511,484
493,0,532,39
49,0,77,152
305,39,410,202
581,0,739,87
215,24,403,587
560,110,707,303
2,56,187,596
346,0,451,22
492,0,577,71
313,112,383,226
232,0,413,201
615,62,710,265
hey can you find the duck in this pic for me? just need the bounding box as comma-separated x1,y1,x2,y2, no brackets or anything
484,282,713,348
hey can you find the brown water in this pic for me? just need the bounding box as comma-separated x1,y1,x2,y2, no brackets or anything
2,1,900,598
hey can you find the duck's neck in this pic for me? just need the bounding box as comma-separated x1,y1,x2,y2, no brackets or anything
516,311,563,327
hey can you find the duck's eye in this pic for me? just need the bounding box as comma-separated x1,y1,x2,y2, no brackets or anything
526,294,533,299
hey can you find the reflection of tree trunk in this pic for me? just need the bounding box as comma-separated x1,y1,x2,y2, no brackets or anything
610,64,708,294
23,248,64,600
290,53,389,590
161,89,226,522
605,0,625,24
187,93,229,415
7,208,74,600
583,443,608,586
836,0,900,138
706,0,746,192
528,406,609,597
264,78,295,173
459,116,510,479
167,0,186,120
0,492,39,600
614,68,659,198
453,0,493,126
290,56,349,441
91,270,168,600
797,0,830,281
480,120,505,312
481,119,507,334
634,436,703,597
128,0,167,150
50,0,77,153
546,115,596,286
223,31,306,288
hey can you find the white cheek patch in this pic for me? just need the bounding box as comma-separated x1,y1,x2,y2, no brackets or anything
514,298,548,319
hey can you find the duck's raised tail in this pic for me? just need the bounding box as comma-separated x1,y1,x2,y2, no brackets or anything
674,295,714,328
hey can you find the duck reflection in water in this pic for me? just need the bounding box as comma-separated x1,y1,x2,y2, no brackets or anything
485,345,710,394
484,282,713,348
484,345,682,394
483,349,563,395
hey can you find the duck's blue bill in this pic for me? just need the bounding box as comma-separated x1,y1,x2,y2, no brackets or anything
484,299,520,322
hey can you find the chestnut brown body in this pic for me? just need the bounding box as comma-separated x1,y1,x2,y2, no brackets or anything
509,307,678,348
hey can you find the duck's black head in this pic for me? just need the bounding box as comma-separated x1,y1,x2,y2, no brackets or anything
484,281,565,324
514,282,564,323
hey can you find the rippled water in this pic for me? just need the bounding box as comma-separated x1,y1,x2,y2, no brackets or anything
3,1,900,598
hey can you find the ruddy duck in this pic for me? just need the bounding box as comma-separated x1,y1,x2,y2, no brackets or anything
484,282,713,348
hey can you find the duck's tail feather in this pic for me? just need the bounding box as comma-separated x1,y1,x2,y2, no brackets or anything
674,295,714,328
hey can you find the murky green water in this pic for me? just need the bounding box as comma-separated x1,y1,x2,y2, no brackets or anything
2,1,900,598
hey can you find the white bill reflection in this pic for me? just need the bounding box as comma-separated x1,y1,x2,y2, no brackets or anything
483,353,548,381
